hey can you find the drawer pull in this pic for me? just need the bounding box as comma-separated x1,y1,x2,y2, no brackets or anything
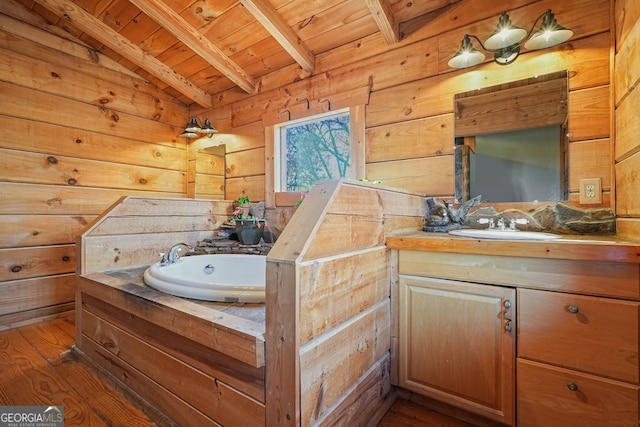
567,382,578,391
568,305,579,314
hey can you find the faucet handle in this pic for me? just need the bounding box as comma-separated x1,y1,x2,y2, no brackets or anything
509,218,529,230
478,218,495,229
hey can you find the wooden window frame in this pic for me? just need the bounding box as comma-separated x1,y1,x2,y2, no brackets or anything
262,86,370,208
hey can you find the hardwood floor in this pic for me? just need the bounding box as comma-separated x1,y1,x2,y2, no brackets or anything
377,398,476,426
0,315,472,426
0,315,157,426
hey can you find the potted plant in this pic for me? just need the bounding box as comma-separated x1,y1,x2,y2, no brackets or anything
236,195,251,218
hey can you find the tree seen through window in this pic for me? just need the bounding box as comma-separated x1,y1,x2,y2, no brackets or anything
280,111,351,192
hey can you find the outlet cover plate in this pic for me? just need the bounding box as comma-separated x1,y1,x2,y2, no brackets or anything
579,178,602,204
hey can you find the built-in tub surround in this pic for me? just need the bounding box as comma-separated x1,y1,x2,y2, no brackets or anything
75,184,426,426
75,196,268,425
144,254,266,303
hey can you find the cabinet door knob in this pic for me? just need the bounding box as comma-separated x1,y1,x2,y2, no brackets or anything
568,305,579,314
567,382,578,391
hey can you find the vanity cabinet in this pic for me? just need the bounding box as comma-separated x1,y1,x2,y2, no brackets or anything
517,288,639,426
399,275,515,425
392,241,640,427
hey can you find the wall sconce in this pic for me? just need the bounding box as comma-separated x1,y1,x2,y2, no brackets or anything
180,116,218,139
448,9,573,69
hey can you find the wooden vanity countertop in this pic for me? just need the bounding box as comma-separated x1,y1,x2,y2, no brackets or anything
386,231,640,264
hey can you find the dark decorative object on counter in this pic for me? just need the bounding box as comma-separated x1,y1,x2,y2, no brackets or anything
424,195,482,232
235,219,267,245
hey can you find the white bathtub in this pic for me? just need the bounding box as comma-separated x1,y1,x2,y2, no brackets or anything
143,254,266,303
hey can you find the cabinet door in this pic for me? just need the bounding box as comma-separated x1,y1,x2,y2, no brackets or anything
399,275,515,426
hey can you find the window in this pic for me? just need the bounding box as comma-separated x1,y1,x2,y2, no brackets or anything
262,86,370,208
275,109,352,192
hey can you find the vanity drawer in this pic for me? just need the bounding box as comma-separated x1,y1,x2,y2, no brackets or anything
518,288,639,383
517,359,639,427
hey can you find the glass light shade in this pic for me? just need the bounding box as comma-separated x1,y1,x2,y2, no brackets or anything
524,28,573,50
184,116,201,133
200,118,218,136
180,130,198,138
448,35,486,69
484,12,527,50
524,10,573,50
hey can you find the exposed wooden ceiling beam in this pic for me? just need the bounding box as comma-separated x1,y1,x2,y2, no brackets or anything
31,0,212,108
240,0,315,72
365,0,399,45
129,0,256,94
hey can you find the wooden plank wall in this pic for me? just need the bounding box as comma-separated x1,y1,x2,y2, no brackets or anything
265,180,423,425
0,0,626,327
614,0,640,240
194,0,613,209
0,1,191,328
77,197,232,274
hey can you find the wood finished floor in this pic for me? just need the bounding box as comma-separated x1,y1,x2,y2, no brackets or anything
0,315,472,426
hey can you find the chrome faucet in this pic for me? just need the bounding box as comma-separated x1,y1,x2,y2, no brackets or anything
160,243,194,266
478,217,528,231
498,218,530,231
477,218,495,229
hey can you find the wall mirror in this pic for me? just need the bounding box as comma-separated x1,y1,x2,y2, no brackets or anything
454,70,569,203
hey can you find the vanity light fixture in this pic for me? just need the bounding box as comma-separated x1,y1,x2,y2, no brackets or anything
180,116,218,139
448,9,573,69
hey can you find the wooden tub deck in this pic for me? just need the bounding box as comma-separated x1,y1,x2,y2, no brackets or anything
77,268,267,426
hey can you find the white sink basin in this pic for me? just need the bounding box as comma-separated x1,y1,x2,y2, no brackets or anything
448,229,561,241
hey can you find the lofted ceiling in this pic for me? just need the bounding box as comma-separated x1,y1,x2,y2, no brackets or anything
13,0,458,108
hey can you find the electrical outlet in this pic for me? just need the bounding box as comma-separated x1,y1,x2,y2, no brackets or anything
579,178,602,204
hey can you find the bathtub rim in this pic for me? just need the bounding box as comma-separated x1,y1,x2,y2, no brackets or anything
144,253,266,303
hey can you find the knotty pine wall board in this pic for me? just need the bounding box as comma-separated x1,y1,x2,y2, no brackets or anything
213,0,611,202
614,0,640,240
0,7,190,326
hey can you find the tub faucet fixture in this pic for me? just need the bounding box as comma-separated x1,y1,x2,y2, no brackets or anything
160,243,194,266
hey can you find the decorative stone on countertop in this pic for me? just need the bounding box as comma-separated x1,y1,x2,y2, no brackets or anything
465,202,615,235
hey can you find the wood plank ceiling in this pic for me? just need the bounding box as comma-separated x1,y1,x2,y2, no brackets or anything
13,0,457,107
